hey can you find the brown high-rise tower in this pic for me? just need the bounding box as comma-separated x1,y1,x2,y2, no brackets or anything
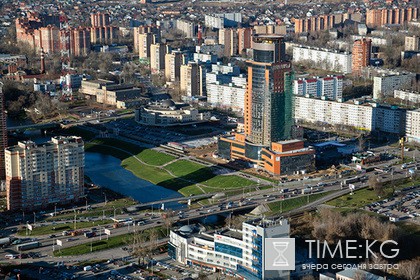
0,82,7,180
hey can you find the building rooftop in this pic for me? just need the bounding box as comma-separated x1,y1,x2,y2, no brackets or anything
218,229,243,240
244,218,288,229
336,269,384,280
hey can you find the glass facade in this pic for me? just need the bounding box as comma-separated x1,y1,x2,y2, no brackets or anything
251,231,262,279
218,139,232,160
168,243,176,260
215,242,243,258
254,50,274,63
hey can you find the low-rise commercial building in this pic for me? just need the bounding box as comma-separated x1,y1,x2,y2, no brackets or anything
169,218,289,280
80,79,143,106
135,100,210,126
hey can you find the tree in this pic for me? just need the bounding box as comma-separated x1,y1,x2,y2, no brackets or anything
368,175,385,197
397,258,420,280
358,134,366,152
131,230,149,265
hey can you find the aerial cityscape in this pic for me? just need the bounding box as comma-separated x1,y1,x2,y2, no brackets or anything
0,0,419,279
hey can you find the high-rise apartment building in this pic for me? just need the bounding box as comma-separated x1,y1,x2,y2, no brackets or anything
150,43,168,73
237,27,253,54
5,136,85,211
70,27,91,56
366,7,419,28
90,26,118,44
90,12,110,27
0,82,7,180
180,62,204,97
133,26,161,53
405,35,420,51
219,28,238,57
218,35,315,175
138,33,158,59
165,51,184,82
352,38,371,76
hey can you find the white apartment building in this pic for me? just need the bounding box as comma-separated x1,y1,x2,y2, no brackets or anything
196,44,225,57
175,20,196,38
294,75,343,100
394,90,420,103
193,53,217,64
150,43,168,73
373,71,416,99
5,136,85,211
204,13,242,29
406,109,420,143
292,45,352,74
294,96,405,134
165,51,185,82
207,78,246,112
206,63,246,112
180,62,205,97
168,218,289,280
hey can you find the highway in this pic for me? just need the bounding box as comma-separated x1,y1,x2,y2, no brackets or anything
1,159,413,262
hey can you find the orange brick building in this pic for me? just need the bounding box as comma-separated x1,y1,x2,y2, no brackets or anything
352,38,371,76
366,7,419,27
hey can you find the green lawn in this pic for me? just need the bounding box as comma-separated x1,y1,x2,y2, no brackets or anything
122,157,173,184
203,175,254,189
17,219,113,236
268,191,334,214
135,149,176,166
325,187,393,208
54,227,166,256
165,160,206,177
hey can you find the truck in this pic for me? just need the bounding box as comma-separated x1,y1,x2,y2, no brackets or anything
302,188,312,194
280,188,289,193
343,177,360,186
16,241,40,251
0,237,11,247
84,232,96,238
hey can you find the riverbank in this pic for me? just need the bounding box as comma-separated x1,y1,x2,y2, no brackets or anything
83,137,255,197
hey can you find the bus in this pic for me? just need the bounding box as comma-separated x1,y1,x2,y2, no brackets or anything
16,241,40,251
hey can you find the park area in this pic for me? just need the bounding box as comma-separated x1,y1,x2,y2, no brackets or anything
81,136,255,197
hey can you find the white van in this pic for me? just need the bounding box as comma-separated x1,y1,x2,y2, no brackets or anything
83,265,92,271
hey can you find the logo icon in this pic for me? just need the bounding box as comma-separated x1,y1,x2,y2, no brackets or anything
265,238,295,270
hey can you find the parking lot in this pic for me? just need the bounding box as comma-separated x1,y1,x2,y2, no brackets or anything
364,186,420,224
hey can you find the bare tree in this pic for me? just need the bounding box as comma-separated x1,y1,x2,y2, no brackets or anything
368,175,385,197
397,258,420,280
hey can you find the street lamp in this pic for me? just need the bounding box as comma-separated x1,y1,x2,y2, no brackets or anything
113,207,116,220
33,212,36,224
54,203,57,217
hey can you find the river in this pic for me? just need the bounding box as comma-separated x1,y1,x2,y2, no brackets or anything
84,152,184,207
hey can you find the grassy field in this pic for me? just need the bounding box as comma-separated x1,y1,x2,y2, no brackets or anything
71,135,255,197
54,227,166,256
45,199,137,220
268,191,334,214
135,149,176,166
17,219,113,236
326,187,393,208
